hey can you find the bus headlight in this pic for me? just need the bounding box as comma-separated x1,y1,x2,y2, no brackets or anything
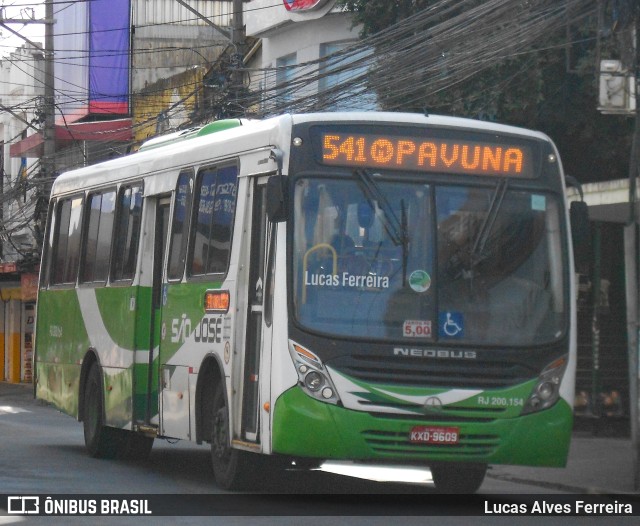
288,341,340,405
521,357,567,415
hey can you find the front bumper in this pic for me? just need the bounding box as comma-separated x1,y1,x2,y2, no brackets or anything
272,386,572,467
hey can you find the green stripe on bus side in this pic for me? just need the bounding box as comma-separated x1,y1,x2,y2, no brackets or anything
132,361,157,422
36,280,223,424
36,289,89,366
35,362,81,417
102,366,134,429
272,386,572,467
36,287,153,424
94,287,150,351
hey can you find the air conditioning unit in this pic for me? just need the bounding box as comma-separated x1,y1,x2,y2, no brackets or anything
598,60,636,115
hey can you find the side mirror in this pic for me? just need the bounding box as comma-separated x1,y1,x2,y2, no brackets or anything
570,200,590,268
266,175,288,222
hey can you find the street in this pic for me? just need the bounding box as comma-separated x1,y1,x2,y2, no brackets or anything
0,382,638,525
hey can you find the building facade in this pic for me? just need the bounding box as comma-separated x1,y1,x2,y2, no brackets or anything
0,42,44,382
1,2,234,382
245,0,376,115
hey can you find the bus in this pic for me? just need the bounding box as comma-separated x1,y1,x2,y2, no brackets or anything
34,112,587,493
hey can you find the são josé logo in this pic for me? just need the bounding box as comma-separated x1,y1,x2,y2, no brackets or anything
283,0,332,11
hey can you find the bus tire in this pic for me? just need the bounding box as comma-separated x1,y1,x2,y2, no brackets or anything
430,462,487,493
83,363,121,459
210,382,253,490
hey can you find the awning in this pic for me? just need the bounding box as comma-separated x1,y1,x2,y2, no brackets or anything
9,116,132,158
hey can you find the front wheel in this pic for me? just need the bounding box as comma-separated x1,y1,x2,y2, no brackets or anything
210,382,254,490
430,462,487,493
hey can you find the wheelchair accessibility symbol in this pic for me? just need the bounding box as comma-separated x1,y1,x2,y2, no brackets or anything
439,311,464,338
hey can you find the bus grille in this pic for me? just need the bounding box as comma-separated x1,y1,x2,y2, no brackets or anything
330,354,536,389
362,429,501,458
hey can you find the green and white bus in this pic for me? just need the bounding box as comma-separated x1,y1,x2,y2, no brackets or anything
35,112,586,493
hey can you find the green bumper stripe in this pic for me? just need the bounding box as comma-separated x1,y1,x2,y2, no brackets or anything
272,386,572,467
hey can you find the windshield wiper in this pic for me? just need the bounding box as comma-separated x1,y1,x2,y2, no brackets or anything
464,177,509,282
353,169,406,246
352,169,410,283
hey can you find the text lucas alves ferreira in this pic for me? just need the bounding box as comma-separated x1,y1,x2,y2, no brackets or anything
485,499,634,516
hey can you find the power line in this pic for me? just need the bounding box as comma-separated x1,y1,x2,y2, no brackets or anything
3,1,599,183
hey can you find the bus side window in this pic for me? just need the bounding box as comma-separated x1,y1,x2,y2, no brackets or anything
189,164,238,277
167,169,194,280
112,183,143,281
39,200,55,288
50,196,84,285
80,190,116,283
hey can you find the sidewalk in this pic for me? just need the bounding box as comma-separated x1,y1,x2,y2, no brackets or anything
1,381,638,494
0,380,34,403
489,432,637,494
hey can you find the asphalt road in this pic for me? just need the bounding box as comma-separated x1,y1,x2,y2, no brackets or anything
0,384,636,525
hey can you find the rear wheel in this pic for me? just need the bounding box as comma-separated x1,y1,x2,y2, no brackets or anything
83,363,122,459
210,382,254,490
430,462,487,493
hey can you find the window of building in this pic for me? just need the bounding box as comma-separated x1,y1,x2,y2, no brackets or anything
319,42,377,111
276,53,297,106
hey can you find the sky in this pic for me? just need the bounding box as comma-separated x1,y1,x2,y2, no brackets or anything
0,0,45,58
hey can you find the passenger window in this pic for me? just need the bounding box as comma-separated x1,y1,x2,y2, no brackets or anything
39,201,55,288
189,164,238,276
167,170,194,280
112,184,143,281
81,190,116,283
51,196,84,285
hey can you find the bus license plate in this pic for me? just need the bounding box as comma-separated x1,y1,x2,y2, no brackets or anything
409,426,460,445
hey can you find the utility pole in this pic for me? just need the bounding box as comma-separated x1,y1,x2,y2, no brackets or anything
0,0,56,251
624,8,640,492
42,0,56,189
231,0,245,92
172,0,245,117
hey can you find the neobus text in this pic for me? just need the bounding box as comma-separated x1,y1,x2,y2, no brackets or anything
393,347,477,359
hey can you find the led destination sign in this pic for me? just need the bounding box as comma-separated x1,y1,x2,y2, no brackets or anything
318,132,535,177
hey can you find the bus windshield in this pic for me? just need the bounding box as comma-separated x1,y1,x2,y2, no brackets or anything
292,176,566,346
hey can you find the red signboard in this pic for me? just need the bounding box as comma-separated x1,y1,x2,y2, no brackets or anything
21,274,39,301
0,262,17,273
283,0,331,11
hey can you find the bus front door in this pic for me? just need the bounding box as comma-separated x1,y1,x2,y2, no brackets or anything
139,196,169,431
239,179,273,443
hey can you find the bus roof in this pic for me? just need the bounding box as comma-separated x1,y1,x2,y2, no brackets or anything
50,112,553,197
290,112,551,142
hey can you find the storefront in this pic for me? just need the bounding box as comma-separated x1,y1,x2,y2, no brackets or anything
0,267,37,384
573,178,640,438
